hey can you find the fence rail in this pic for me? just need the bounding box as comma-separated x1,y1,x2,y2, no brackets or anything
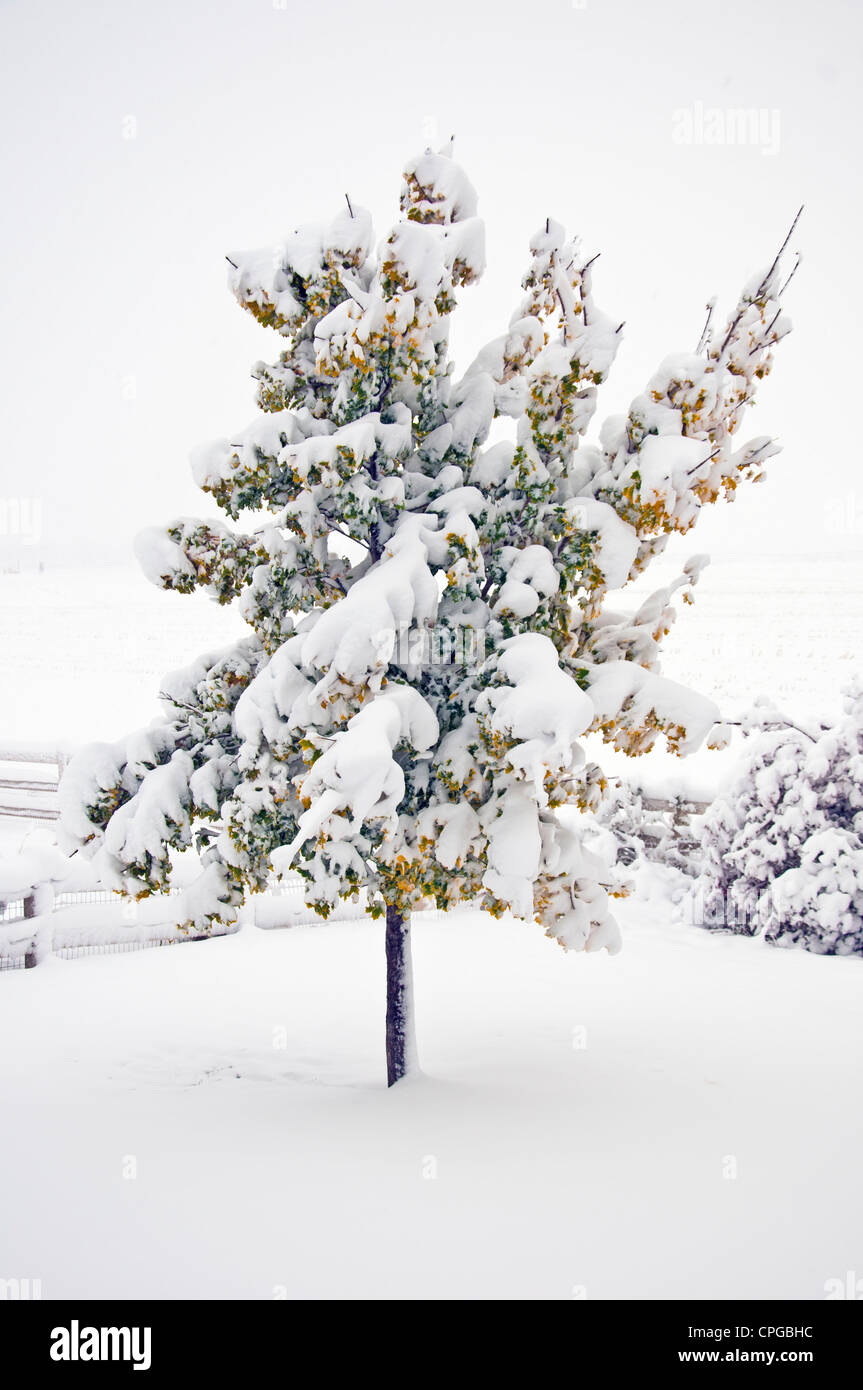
641,796,710,816
0,746,66,822
0,804,60,820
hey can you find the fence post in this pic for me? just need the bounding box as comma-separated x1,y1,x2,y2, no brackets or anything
22,885,55,967
23,892,37,968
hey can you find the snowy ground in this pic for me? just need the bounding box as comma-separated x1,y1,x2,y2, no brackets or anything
1,559,861,1299
0,871,860,1300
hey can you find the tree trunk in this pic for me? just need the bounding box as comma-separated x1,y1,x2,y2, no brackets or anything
385,905,417,1086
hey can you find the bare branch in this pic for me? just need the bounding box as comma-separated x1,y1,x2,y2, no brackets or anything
696,300,715,354
779,252,801,298
718,207,803,358
757,204,804,298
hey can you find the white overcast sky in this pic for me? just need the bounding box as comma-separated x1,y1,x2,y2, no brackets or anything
1,0,860,566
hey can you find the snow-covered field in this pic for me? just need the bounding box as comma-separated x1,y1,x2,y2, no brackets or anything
0,874,859,1299
1,559,861,1299
1,566,248,748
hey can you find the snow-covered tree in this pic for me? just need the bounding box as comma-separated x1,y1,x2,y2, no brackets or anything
60,145,797,1082
692,682,863,954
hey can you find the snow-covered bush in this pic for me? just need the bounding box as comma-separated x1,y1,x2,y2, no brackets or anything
61,143,796,1079
692,681,863,954
598,777,709,875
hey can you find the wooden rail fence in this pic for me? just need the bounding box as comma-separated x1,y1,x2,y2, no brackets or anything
0,747,67,821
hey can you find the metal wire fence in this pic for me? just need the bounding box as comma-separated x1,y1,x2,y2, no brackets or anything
0,878,373,971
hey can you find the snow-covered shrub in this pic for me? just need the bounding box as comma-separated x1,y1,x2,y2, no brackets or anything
693,681,863,954
60,142,796,1079
594,778,707,875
